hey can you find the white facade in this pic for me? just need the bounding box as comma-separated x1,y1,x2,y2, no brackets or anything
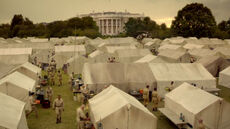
79,11,145,36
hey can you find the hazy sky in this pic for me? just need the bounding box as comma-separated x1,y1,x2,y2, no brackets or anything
0,0,230,27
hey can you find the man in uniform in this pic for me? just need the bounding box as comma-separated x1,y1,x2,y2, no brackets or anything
53,95,64,124
79,85,88,104
76,104,86,129
58,70,62,86
51,71,55,86
198,119,205,129
34,56,38,66
143,85,150,107
152,88,160,111
46,86,53,103
26,92,38,118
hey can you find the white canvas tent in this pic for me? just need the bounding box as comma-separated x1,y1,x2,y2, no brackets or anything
219,66,230,88
158,44,183,52
89,85,157,129
189,48,217,59
162,37,186,45
66,55,88,75
0,48,32,65
0,62,18,79
54,45,86,68
115,49,151,63
214,47,230,59
82,63,156,93
196,56,230,77
0,93,29,129
134,54,157,63
0,71,36,111
183,43,205,50
158,49,190,63
144,39,161,49
88,50,111,63
199,38,227,48
164,83,230,129
9,62,41,80
148,63,216,97
31,49,51,64
105,46,136,53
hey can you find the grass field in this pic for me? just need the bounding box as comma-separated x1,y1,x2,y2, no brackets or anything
27,72,230,129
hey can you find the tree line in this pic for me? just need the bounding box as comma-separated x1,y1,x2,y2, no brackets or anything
0,3,230,39
0,15,100,39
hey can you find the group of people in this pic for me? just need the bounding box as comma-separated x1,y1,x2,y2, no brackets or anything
142,82,175,111
108,57,116,63
142,85,160,111
69,72,94,129
46,59,63,87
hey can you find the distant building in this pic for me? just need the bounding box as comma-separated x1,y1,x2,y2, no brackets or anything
79,11,145,36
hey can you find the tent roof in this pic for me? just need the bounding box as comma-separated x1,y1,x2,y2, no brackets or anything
165,37,185,44
83,63,125,84
115,49,151,57
135,54,157,63
0,62,18,79
17,62,41,74
106,46,136,53
214,47,230,57
183,43,204,50
158,44,182,51
148,63,215,81
145,41,154,46
189,49,216,58
0,48,32,55
166,83,221,114
158,49,187,60
0,71,35,91
89,85,155,122
66,54,87,64
0,92,25,129
55,45,85,53
197,55,229,68
220,66,230,75
83,63,156,84
88,50,103,58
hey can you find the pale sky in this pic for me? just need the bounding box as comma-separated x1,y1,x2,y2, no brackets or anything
0,0,230,27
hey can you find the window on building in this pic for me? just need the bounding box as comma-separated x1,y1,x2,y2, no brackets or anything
113,19,116,26
113,26,116,33
104,26,106,34
104,20,106,26
108,26,111,33
108,19,111,26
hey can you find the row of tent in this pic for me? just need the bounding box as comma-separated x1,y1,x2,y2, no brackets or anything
89,83,230,129
82,63,217,97
0,62,41,129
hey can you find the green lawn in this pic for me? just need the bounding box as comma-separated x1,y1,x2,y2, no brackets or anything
27,71,81,129
27,73,230,129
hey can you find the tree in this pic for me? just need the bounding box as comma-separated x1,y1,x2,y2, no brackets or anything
216,19,230,39
124,17,171,39
171,3,217,38
0,24,10,38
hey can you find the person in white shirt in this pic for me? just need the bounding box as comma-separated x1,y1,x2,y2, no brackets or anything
76,104,86,129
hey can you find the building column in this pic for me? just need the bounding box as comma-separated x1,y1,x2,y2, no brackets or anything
116,18,118,34
111,19,114,35
106,19,109,35
101,19,103,35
